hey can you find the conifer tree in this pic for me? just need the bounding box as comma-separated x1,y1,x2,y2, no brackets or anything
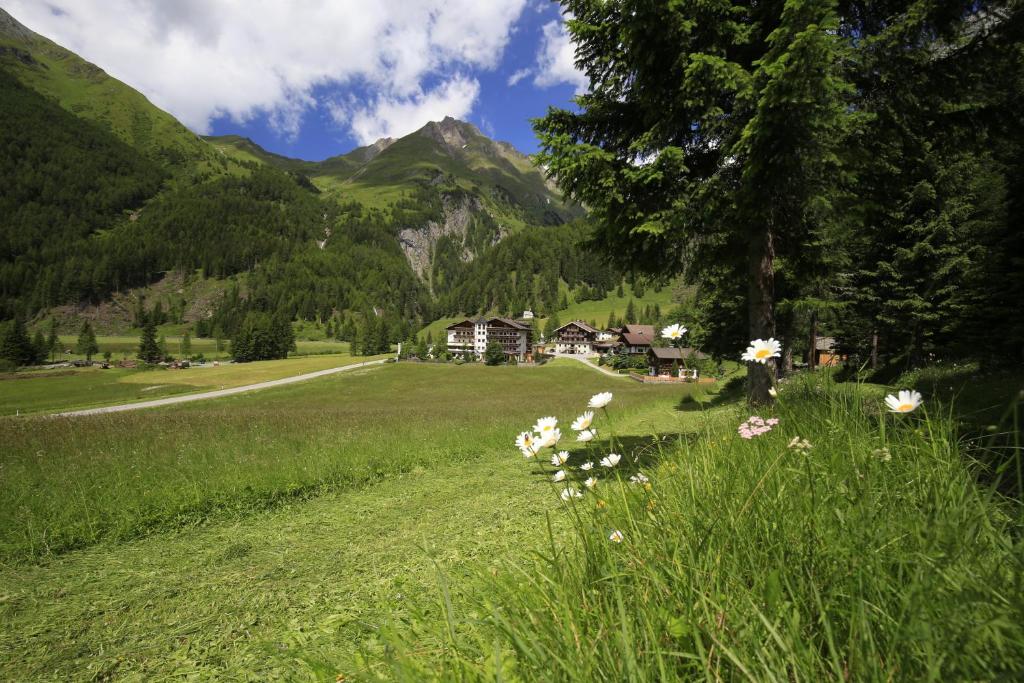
45,319,58,361
624,299,636,325
0,317,33,366
31,329,46,364
535,0,851,402
180,331,192,358
76,321,98,361
138,314,161,363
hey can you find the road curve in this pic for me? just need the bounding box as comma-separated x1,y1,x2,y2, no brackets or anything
50,359,388,418
553,354,629,379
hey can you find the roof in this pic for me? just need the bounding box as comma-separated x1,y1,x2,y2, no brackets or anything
648,346,708,360
446,316,530,330
491,317,531,330
624,324,655,338
621,332,653,346
815,336,837,351
555,320,599,335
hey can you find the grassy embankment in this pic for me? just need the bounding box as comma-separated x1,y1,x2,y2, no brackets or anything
385,367,1024,680
0,361,697,680
0,352,381,416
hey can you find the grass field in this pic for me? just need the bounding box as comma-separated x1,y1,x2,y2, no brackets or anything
0,362,698,679
2,360,1020,680
0,353,383,416
53,335,351,361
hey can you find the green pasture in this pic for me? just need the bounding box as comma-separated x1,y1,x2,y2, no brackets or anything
0,353,380,416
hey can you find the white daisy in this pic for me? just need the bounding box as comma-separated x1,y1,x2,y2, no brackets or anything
515,432,539,457
577,429,598,442
571,410,594,432
533,416,558,436
553,470,566,483
600,453,621,468
584,477,597,490
609,530,624,543
629,472,649,485
884,389,923,414
560,487,583,501
539,427,562,449
588,392,613,409
579,461,594,471
551,451,569,466
661,323,687,340
741,338,782,364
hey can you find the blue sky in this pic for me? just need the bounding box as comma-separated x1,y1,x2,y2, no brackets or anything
207,4,579,159
6,0,587,160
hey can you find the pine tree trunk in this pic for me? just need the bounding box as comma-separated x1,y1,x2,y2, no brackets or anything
747,227,775,404
870,328,878,370
808,310,818,371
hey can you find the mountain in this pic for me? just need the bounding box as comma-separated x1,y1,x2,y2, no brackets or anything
0,5,606,354
206,117,582,282
0,8,230,176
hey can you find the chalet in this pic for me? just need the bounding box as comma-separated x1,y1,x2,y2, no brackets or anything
619,324,656,355
446,316,532,361
648,346,708,376
553,320,599,355
813,336,845,367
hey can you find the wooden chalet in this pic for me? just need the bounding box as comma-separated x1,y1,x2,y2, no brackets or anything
619,324,656,354
647,346,708,375
813,336,844,367
553,320,599,355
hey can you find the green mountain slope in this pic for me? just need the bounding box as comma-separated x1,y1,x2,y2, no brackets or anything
0,4,592,351
0,8,226,176
206,118,577,228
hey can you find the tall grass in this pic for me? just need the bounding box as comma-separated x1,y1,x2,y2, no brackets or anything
387,372,1024,680
0,363,687,562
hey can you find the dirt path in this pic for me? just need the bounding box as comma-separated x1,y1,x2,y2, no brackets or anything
50,359,388,418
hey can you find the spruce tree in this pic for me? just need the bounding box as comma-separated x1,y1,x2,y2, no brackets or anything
180,332,192,358
624,299,636,325
45,319,58,361
138,314,161,363
31,330,46,364
535,0,851,402
76,321,99,361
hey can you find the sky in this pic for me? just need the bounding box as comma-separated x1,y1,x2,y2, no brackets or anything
4,0,587,160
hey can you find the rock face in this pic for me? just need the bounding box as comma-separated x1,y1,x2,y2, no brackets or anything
397,193,495,280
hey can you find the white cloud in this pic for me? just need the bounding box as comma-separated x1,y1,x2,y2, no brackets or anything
533,18,588,94
3,0,528,140
344,76,480,144
507,68,532,86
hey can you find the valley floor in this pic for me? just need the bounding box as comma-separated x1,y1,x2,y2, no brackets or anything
0,362,702,679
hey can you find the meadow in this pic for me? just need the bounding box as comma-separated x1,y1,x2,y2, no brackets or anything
0,353,379,416
2,359,1021,680
0,361,696,679
53,334,350,361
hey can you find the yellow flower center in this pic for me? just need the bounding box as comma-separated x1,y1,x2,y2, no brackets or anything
898,403,914,412
755,348,771,359
542,425,552,432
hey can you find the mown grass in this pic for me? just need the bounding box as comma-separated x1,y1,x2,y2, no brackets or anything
385,371,1024,680
0,353,379,416
0,363,691,562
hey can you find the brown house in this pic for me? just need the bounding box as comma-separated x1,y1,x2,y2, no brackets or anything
814,336,845,367
553,320,599,354
647,346,708,375
619,324,656,354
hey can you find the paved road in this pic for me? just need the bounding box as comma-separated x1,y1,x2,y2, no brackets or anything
50,359,388,418
553,354,629,379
